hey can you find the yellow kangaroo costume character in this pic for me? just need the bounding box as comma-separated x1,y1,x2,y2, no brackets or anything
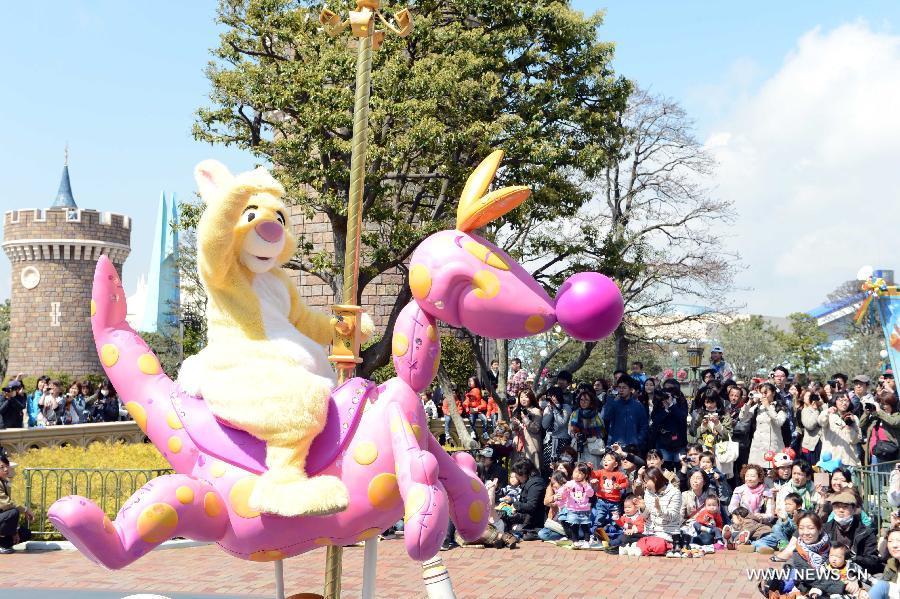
177,160,371,517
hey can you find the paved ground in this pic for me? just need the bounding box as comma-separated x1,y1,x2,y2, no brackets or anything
1,539,771,599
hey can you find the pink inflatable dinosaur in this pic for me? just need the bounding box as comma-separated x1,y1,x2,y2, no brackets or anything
48,151,624,577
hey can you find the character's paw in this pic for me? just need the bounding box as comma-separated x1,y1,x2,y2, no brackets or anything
249,473,349,517
359,311,375,341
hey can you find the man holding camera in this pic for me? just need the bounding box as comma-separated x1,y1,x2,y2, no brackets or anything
849,375,875,416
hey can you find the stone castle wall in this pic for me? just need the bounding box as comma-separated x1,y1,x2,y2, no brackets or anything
3,207,130,378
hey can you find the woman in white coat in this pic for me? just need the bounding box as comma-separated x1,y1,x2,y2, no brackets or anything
817,391,861,467
739,383,788,467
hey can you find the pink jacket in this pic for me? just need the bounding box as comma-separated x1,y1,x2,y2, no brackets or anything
557,480,594,512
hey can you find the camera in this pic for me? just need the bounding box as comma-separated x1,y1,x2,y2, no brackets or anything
865,402,878,412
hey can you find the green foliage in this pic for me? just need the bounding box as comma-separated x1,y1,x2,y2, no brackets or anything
717,315,787,380
439,334,476,392
195,0,630,373
364,335,396,383
777,312,829,375
820,323,887,380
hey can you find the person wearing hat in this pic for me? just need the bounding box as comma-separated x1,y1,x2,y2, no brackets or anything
821,488,882,575
848,375,874,415
709,346,734,382
0,382,25,430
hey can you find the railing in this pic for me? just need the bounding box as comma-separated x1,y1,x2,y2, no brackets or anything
0,421,146,455
23,467,172,539
853,460,899,532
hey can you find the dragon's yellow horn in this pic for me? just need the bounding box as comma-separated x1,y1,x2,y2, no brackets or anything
456,151,531,231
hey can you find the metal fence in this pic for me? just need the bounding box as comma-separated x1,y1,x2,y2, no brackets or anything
23,467,172,539
853,460,899,532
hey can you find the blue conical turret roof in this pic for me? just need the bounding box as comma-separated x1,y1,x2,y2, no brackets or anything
52,164,77,208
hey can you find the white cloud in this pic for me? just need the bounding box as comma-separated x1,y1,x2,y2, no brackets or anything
707,21,900,316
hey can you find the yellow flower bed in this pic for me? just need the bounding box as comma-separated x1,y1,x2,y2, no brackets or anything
7,441,171,539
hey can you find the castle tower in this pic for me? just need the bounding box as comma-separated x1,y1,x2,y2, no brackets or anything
1,153,132,377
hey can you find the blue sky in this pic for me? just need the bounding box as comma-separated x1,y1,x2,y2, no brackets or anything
2,1,899,316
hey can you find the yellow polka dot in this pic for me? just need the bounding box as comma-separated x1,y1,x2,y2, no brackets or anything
404,486,427,521
136,503,179,544
210,461,227,478
168,436,183,454
426,325,437,342
125,402,147,432
313,537,333,546
468,500,485,523
367,473,401,511
470,478,481,493
353,441,378,466
356,527,381,542
411,424,423,443
90,300,96,317
204,492,223,517
392,332,409,358
100,344,119,367
175,486,194,505
409,264,432,300
524,314,546,334
229,477,261,519
166,410,183,430
390,417,401,434
138,353,161,375
472,270,500,299
249,549,285,562
433,354,440,373
102,515,115,535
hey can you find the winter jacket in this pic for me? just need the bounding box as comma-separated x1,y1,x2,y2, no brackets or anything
463,389,486,415
859,408,900,461
511,475,547,532
728,484,775,522
689,408,732,449
26,391,40,427
775,480,821,517
817,410,861,467
644,482,682,541
557,480,594,512
650,401,688,451
739,402,788,467
0,393,25,429
603,397,649,449
822,515,882,575
542,404,572,441
799,405,823,452
882,557,899,583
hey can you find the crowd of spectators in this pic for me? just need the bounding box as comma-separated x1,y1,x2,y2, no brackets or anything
0,374,128,429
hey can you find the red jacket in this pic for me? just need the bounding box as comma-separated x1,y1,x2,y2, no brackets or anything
463,389,486,415
486,397,500,417
694,507,723,529
442,397,463,416
615,513,645,534
591,469,628,503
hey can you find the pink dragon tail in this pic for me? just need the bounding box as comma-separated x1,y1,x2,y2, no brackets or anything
392,301,441,393
91,256,197,474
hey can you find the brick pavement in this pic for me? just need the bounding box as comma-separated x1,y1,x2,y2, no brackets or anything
2,539,771,599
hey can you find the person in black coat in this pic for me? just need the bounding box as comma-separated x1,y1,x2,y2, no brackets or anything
650,390,689,464
504,458,547,541
0,382,26,430
821,489,882,574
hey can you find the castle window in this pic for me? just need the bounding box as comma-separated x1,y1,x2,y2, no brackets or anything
66,209,80,222
7,211,19,224
100,212,112,225
33,209,45,222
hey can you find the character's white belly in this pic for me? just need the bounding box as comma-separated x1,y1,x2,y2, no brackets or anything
252,272,335,382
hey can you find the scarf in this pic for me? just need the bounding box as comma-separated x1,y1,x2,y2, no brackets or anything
785,481,814,510
743,483,767,514
797,533,831,570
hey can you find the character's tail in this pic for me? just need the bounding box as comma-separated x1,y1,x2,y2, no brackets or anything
91,256,196,473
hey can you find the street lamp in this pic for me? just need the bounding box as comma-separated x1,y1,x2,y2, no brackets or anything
687,342,703,391
671,350,679,371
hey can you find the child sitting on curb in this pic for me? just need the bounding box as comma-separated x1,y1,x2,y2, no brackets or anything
724,506,772,550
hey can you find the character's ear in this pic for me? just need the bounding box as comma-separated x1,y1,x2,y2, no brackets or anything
194,160,234,204
456,150,531,232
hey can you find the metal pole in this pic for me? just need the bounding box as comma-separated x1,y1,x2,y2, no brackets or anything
324,21,374,599
274,560,285,599
361,538,378,599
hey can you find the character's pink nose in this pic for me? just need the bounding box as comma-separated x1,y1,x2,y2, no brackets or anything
554,272,624,341
256,220,283,243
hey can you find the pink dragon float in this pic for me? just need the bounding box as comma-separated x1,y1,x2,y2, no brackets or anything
47,151,624,592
